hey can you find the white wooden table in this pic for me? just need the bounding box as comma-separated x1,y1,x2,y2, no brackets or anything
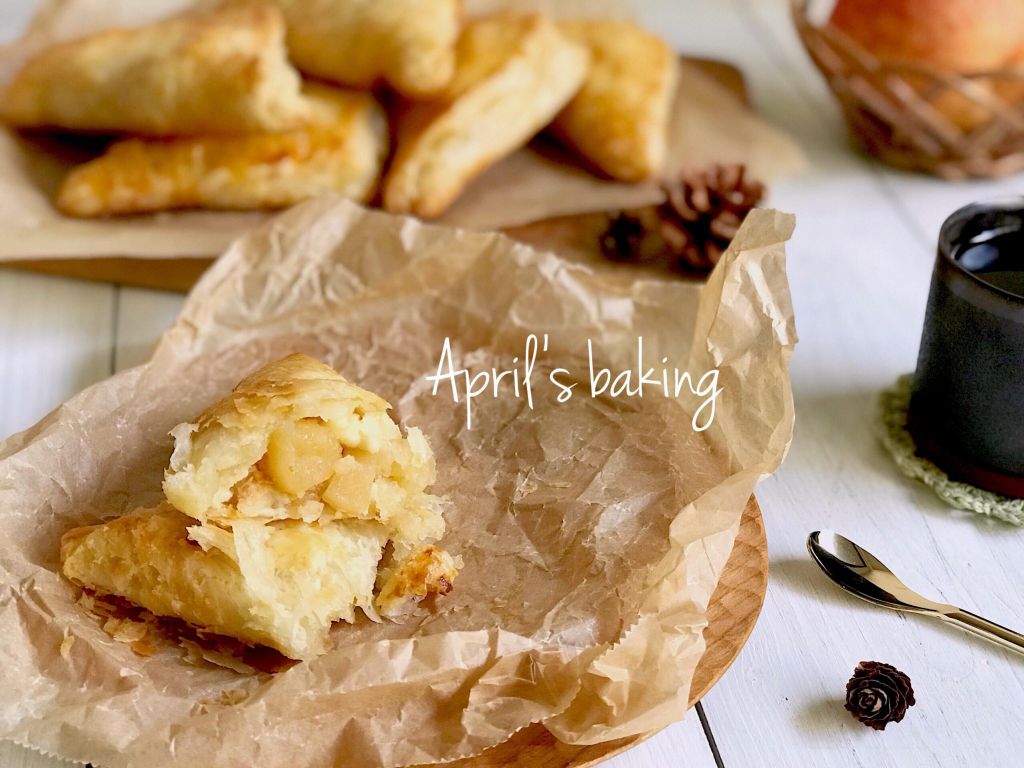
3,1,1024,766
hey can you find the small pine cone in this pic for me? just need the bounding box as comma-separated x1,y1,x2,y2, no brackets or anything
599,211,647,263
844,661,916,731
661,164,766,271
597,164,765,273
599,207,674,265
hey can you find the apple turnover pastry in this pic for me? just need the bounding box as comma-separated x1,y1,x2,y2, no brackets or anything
0,3,309,137
56,86,388,217
382,12,590,218
550,20,679,182
267,0,460,98
61,354,459,661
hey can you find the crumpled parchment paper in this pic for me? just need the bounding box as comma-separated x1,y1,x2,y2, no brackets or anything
0,0,804,261
0,197,795,767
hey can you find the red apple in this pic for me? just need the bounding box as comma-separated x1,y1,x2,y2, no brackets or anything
830,0,1024,72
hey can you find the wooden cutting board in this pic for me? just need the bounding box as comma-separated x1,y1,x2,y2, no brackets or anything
431,496,767,768
0,58,748,293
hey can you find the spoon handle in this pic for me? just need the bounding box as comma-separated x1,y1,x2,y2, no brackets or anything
940,610,1024,657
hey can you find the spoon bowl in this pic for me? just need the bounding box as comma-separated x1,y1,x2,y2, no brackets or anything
807,530,952,614
807,530,1024,657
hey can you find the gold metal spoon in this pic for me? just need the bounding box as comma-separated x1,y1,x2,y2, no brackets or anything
807,530,1024,657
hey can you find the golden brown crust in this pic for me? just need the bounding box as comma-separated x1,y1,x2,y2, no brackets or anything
550,20,678,182
267,0,460,98
375,545,462,618
56,86,388,217
61,504,387,660
381,12,590,219
0,3,309,136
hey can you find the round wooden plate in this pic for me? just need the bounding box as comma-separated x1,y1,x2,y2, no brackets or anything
440,496,768,768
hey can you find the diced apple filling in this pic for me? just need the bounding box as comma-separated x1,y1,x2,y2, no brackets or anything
263,418,340,495
224,416,437,542
322,455,375,518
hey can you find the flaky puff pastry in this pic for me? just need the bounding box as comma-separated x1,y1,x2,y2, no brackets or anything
0,3,309,137
266,0,460,98
550,20,679,182
56,85,388,217
382,12,590,219
163,354,444,550
61,504,387,660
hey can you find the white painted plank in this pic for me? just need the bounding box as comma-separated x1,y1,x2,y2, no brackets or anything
0,271,114,440
0,743,77,768
605,719,717,768
0,0,34,42
878,169,1024,250
112,287,185,371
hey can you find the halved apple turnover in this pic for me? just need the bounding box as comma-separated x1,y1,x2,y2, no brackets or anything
61,354,458,661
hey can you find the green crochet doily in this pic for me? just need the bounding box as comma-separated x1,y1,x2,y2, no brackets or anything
879,375,1024,526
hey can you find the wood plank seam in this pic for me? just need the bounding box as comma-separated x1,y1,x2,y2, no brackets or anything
695,703,726,768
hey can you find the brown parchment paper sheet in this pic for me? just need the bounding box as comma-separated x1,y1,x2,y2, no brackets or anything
0,0,805,262
0,197,796,767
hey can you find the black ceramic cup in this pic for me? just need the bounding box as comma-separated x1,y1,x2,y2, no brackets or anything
909,199,1024,498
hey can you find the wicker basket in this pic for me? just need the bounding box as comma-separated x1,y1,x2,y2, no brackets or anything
792,0,1024,179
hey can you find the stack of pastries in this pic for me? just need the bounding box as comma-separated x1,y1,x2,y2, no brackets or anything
61,354,460,661
0,1,681,219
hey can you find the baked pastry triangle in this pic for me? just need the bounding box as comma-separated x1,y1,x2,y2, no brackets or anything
267,0,460,98
382,12,590,219
63,354,459,661
0,3,309,137
550,20,679,182
163,354,443,549
56,85,388,217
61,504,386,660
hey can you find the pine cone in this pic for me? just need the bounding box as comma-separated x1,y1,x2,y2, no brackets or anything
598,211,647,262
844,661,916,731
662,164,766,270
598,164,766,273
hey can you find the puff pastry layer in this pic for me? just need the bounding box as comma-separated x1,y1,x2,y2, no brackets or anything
56,85,388,217
267,0,459,98
163,354,442,549
61,504,386,660
382,12,590,219
551,20,679,182
1,3,309,136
